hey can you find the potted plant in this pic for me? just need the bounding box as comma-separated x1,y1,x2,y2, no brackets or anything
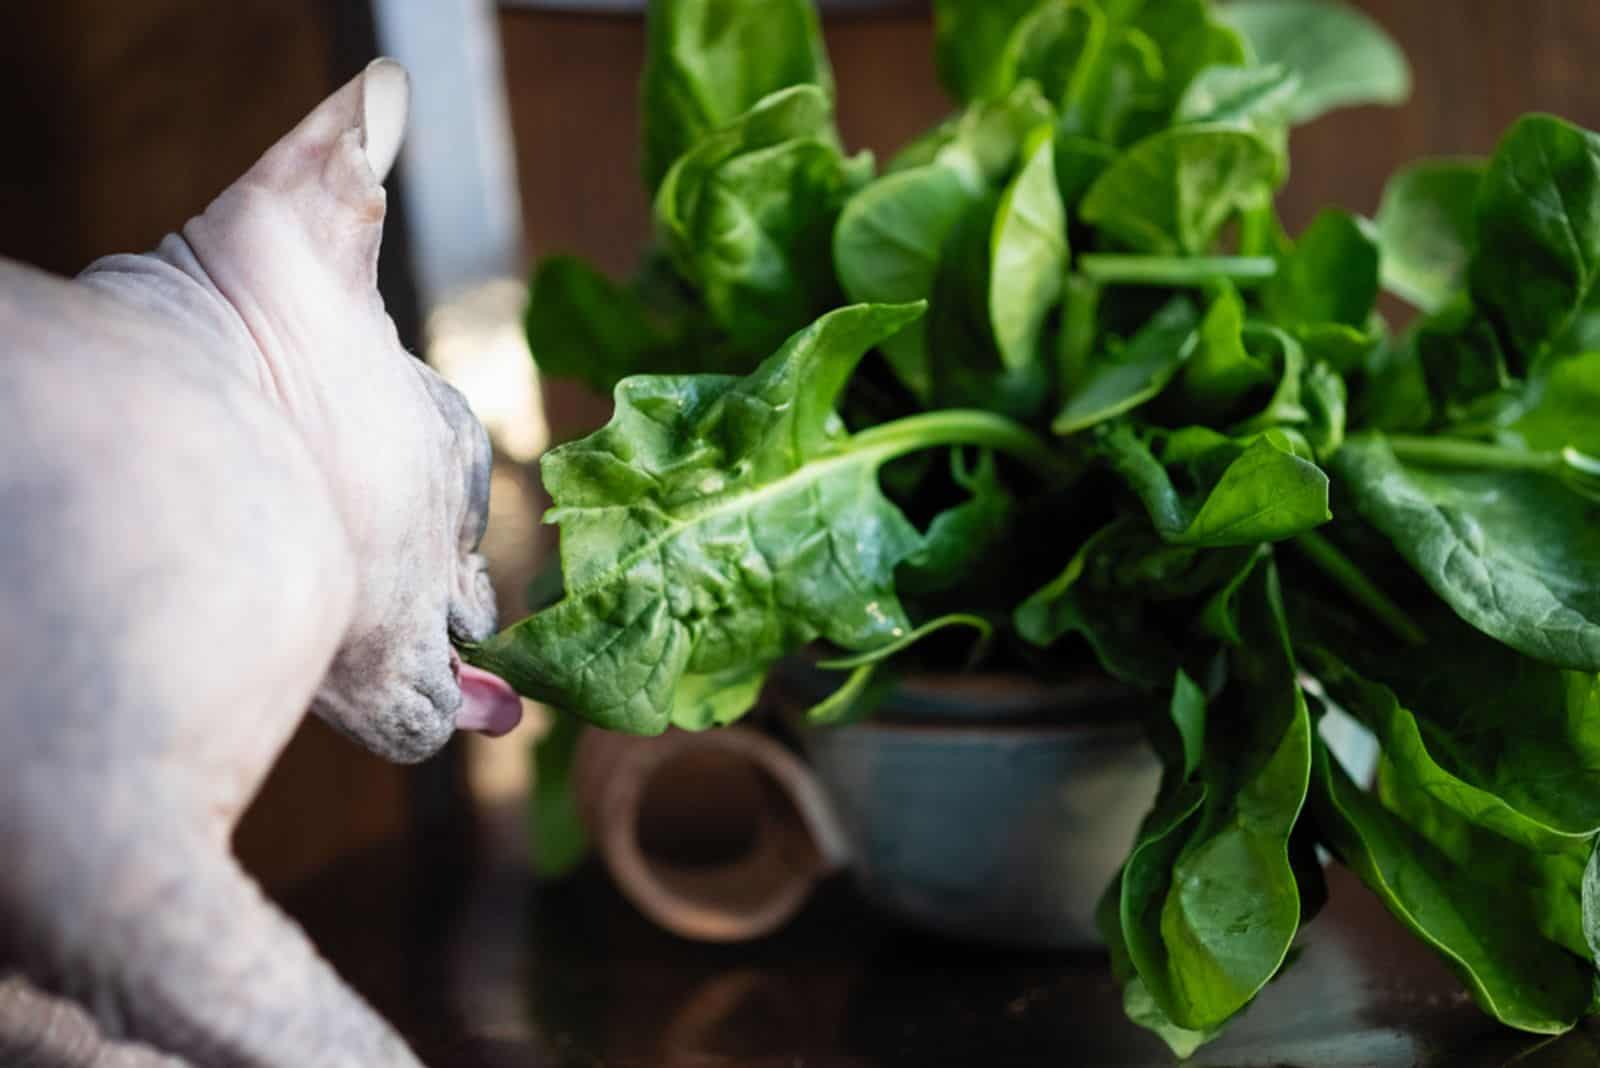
469,0,1600,1055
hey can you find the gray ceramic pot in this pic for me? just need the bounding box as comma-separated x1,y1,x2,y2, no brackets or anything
789,670,1162,949
788,667,1381,951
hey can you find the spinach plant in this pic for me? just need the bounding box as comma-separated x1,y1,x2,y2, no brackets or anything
474,0,1600,1055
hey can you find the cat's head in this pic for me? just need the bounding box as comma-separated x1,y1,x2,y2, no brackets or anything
183,60,521,762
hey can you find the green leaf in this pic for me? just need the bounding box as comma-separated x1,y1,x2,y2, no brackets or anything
1080,124,1279,255
526,256,668,394
1167,667,1208,779
835,163,984,397
1100,423,1332,547
940,82,1059,187
1262,208,1381,330
640,0,834,192
1310,740,1592,1035
656,86,870,354
990,133,1069,371
471,303,927,733
1375,766,1595,963
931,0,1043,103
1014,519,1185,688
1584,841,1600,964
1471,115,1600,362
531,712,588,878
1001,0,1109,111
1303,360,1346,458
1055,272,1102,395
1221,0,1410,125
1124,561,1312,1032
1176,62,1300,131
1226,325,1310,435
1098,870,1221,1059
1306,643,1600,852
898,449,1017,596
1054,297,1199,434
923,191,1053,420
1108,0,1248,143
1412,298,1517,428
1054,132,1119,210
1374,158,1484,312
1178,285,1270,419
671,661,771,730
1333,432,1600,672
1514,351,1600,456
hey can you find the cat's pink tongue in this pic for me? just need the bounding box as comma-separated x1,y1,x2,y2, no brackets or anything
456,664,523,736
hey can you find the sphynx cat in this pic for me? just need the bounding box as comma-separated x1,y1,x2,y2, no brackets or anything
0,59,524,1066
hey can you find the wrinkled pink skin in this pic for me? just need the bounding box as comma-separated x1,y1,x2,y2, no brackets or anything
0,61,519,1066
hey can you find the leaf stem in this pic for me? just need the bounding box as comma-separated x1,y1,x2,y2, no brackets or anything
1291,530,1426,647
1078,254,1278,287
849,409,1064,476
1385,435,1559,474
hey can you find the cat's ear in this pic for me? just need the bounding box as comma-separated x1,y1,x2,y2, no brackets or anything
246,58,410,214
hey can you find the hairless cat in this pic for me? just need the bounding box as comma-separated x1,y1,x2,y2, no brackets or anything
0,60,525,1066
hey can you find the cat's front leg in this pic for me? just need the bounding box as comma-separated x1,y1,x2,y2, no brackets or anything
8,813,426,1068
0,974,186,1068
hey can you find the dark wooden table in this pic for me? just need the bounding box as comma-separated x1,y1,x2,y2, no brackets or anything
283,843,1600,1067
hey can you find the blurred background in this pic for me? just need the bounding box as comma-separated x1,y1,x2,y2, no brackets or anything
2,4,1599,1058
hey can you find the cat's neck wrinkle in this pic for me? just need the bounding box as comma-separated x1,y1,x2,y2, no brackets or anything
76,233,280,401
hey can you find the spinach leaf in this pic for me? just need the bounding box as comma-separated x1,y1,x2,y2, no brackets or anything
1098,867,1220,1060
1411,297,1517,428
990,132,1069,371
931,0,1042,104
671,662,772,730
1054,132,1119,210
1472,115,1600,363
1176,62,1299,132
1080,124,1279,255
1014,520,1185,688
1514,351,1600,456
925,192,1053,419
1123,561,1312,1032
898,449,1017,596
471,303,928,732
1100,423,1331,547
640,0,834,192
526,256,672,394
1374,158,1484,312
1109,0,1248,143
1261,208,1380,330
1306,641,1600,852
1226,325,1310,435
1375,766,1595,963
1220,0,1410,125
1055,297,1199,434
1310,741,1593,1034
1303,360,1346,458
1333,432,1600,672
1000,0,1104,109
656,86,870,354
834,164,983,397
